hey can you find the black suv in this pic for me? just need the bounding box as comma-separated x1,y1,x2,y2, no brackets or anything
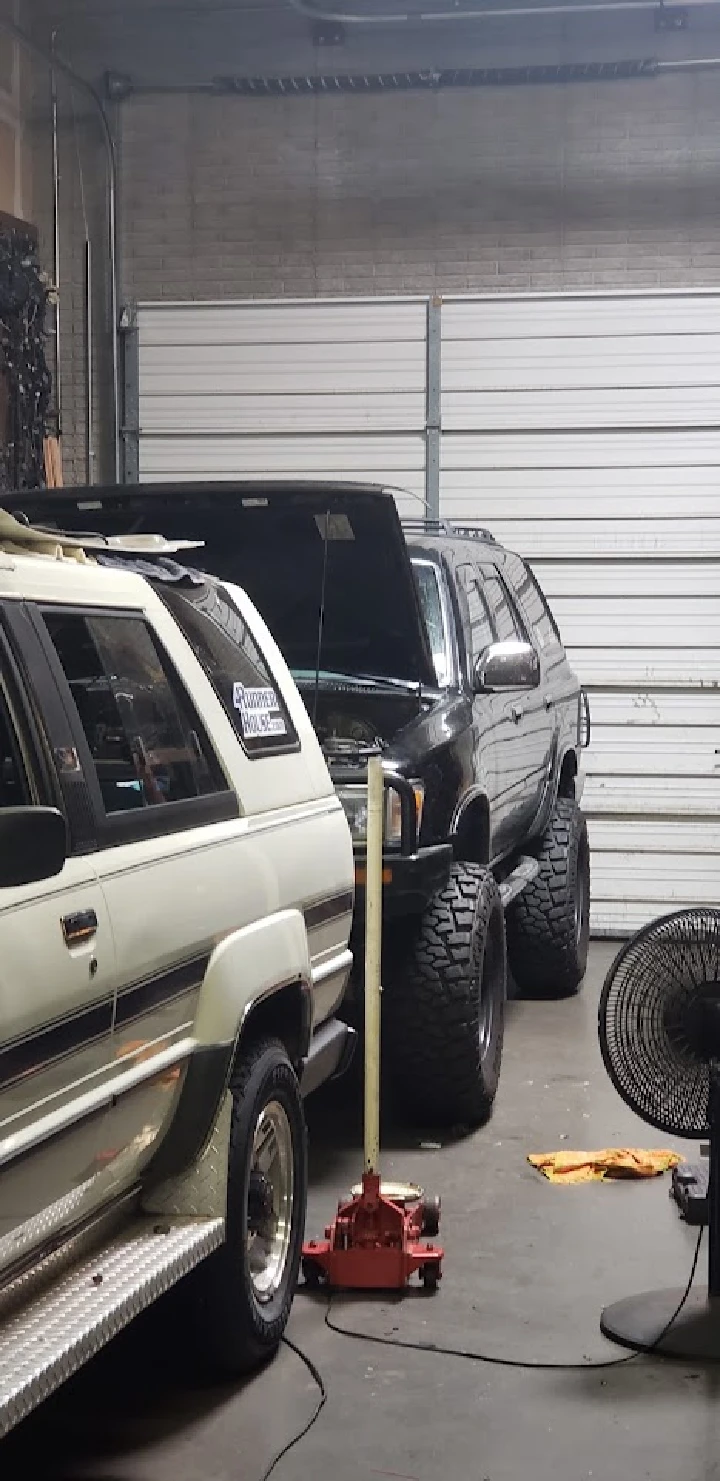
8,482,590,1129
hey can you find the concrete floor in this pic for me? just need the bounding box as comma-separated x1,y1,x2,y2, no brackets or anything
5,941,719,1481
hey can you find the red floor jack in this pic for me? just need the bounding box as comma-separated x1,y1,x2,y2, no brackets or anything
302,754,444,1292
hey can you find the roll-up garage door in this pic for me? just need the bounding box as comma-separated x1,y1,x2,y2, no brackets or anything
440,292,720,934
134,298,428,518
132,290,720,934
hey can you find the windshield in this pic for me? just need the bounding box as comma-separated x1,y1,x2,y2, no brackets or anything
411,560,452,687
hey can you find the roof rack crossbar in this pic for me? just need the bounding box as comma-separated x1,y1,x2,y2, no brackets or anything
401,518,495,543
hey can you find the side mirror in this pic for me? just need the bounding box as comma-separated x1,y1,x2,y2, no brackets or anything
474,639,540,694
0,806,67,888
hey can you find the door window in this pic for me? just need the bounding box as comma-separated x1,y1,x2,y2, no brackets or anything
0,687,30,809
43,610,227,814
458,565,494,660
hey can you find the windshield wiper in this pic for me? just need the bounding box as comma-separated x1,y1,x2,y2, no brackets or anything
293,668,426,695
353,672,426,693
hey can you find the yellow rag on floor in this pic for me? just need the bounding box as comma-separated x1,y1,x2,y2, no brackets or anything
528,1148,683,1184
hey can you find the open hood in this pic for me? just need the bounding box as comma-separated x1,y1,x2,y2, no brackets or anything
8,482,437,687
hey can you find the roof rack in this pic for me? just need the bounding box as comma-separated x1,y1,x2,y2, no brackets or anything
0,508,203,559
401,518,496,543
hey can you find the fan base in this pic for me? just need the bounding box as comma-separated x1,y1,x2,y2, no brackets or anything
601,1288,720,1360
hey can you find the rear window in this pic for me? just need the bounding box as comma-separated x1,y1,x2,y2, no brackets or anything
161,582,299,759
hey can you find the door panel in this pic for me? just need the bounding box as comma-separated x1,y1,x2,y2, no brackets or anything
0,805,116,1265
502,553,565,822
33,602,237,1180
477,564,552,845
459,562,503,835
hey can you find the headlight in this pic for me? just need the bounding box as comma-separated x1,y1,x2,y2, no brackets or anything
337,786,371,844
337,781,424,847
384,782,425,846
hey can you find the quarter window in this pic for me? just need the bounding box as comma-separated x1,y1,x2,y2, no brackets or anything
504,555,560,649
478,569,525,644
161,582,298,758
43,610,226,814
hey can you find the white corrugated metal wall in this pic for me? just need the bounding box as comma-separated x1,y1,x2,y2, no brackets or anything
132,291,720,934
439,293,720,934
135,300,428,519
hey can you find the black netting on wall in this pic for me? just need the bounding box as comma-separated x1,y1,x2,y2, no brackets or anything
0,224,51,491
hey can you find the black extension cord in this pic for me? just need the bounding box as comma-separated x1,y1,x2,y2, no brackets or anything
258,1226,704,1479
257,1335,327,1481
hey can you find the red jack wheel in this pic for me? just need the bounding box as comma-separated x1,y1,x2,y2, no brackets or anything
302,1257,323,1288
421,1195,441,1237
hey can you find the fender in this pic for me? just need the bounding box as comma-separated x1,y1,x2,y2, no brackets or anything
193,908,312,1052
450,785,491,865
142,909,312,1188
529,740,579,841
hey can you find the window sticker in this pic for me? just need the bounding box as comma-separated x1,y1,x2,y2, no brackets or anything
314,512,355,542
232,682,287,739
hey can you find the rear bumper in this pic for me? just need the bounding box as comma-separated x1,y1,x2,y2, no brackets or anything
354,842,453,919
300,1017,357,1098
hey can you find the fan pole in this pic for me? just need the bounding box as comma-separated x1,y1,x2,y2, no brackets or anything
709,1062,720,1299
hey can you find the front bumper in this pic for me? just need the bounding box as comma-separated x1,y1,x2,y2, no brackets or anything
354,842,453,918
342,768,453,918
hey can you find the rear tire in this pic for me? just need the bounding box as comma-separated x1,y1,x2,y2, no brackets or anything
191,1038,307,1375
384,863,506,1128
508,797,590,998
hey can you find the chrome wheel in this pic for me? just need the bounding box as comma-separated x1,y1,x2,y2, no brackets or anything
247,1100,294,1303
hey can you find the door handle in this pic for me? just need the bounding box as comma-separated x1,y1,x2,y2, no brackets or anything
62,908,98,947
545,695,554,711
511,704,524,724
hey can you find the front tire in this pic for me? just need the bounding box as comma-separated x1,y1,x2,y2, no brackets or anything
384,863,506,1127
508,797,590,998
191,1038,307,1375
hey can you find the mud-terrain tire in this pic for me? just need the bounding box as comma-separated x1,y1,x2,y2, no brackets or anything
384,863,506,1127
508,798,590,998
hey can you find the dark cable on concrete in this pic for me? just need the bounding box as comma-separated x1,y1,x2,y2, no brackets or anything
257,1334,327,1481
259,1229,704,1477
324,1225,704,1371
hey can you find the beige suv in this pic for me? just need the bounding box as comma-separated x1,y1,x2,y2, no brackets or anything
0,514,354,1437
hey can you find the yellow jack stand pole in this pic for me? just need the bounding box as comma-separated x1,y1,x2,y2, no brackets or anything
364,751,384,1177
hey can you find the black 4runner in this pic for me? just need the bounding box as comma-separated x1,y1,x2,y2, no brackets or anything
9,483,590,1128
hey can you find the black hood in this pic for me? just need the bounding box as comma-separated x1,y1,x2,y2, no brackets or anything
6,481,437,687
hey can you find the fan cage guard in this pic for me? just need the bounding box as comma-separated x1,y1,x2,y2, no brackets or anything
599,908,720,1141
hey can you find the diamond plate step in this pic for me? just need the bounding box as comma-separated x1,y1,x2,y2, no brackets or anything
0,1214,224,1437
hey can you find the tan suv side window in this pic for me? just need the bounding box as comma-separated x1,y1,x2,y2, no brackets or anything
43,609,227,815
0,687,30,809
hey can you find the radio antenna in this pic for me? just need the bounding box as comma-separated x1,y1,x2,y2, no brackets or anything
312,512,330,728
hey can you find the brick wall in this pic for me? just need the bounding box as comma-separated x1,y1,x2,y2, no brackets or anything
25,1,720,481
121,77,720,303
